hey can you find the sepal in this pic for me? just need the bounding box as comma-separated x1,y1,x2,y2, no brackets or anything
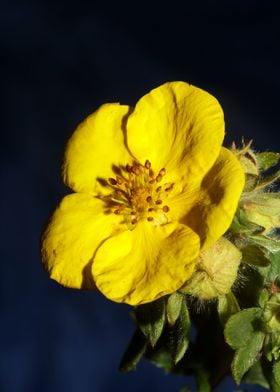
119,329,147,372
134,297,165,347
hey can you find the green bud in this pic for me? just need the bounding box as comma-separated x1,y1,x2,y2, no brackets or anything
180,237,241,299
231,140,259,176
256,151,280,171
262,293,280,333
241,193,280,234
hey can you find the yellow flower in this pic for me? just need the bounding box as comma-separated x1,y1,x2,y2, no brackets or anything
41,82,245,305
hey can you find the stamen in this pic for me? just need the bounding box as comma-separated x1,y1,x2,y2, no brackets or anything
108,178,118,185
145,160,151,169
116,176,123,185
106,160,173,227
133,165,141,175
165,183,174,192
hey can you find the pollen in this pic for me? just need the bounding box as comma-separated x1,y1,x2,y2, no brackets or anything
105,160,174,228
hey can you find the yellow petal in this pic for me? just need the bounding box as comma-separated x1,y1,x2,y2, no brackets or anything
92,221,200,305
41,193,123,289
62,103,133,194
126,81,225,186
183,147,245,250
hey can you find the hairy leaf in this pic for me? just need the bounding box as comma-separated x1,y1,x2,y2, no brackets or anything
119,329,147,372
166,292,184,326
257,152,280,171
225,308,262,349
232,331,264,384
218,292,240,326
172,299,191,364
134,297,166,347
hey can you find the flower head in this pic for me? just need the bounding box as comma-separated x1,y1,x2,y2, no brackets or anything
41,82,245,305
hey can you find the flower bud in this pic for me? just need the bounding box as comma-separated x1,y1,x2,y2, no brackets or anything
241,193,280,233
180,237,242,299
232,141,259,176
262,293,280,333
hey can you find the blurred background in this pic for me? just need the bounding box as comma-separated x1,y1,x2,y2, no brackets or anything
1,0,279,391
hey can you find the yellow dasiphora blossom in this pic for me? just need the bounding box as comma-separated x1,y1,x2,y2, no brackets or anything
41,82,245,305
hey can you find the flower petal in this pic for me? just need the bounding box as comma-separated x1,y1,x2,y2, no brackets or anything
41,193,123,289
92,221,200,305
126,81,225,186
62,103,133,194
183,147,245,250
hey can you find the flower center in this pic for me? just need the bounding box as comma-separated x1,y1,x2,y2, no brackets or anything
104,160,174,228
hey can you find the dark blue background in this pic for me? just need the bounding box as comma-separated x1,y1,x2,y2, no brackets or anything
1,1,279,391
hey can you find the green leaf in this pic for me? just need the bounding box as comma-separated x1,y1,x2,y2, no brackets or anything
134,297,166,347
230,209,264,235
265,250,280,282
247,235,280,254
257,152,280,171
258,289,270,308
146,342,174,373
171,298,191,364
240,244,271,267
166,292,184,326
195,368,211,392
256,170,280,191
119,329,147,372
232,331,265,384
244,173,259,192
218,292,240,326
262,357,280,392
225,308,262,349
243,360,270,389
273,359,280,386
262,293,280,333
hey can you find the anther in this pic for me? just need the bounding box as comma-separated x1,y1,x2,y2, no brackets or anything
162,205,170,213
165,183,174,192
156,186,162,192
149,169,154,178
145,160,151,169
146,196,152,203
159,168,166,176
108,178,118,185
156,199,162,205
116,176,123,185
156,175,162,182
133,164,141,175
148,207,154,212
126,164,132,173
131,218,137,224
147,216,154,222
